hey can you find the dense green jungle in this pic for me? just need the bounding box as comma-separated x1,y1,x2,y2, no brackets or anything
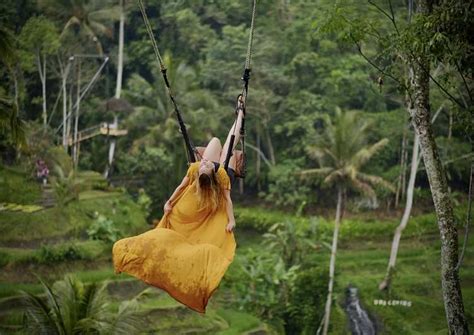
0,0,472,334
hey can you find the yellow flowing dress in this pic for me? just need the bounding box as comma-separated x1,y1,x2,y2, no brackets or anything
112,162,236,313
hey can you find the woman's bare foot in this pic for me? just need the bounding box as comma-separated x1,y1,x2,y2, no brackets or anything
235,94,245,117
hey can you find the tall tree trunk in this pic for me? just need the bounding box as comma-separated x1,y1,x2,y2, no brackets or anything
410,2,469,331
36,52,48,131
322,186,344,335
115,1,124,100
264,126,276,165
401,129,409,202
104,0,124,178
67,82,73,151
61,61,68,149
380,103,444,291
256,125,261,192
73,60,81,168
448,108,453,140
42,55,47,130
380,131,420,290
395,125,408,207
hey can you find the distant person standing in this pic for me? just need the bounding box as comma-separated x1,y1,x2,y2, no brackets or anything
35,159,49,186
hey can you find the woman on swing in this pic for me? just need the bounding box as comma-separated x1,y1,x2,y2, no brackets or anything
112,95,245,313
163,94,245,234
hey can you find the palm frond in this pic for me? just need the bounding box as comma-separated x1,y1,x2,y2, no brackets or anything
358,172,396,192
299,167,333,177
352,138,389,168
52,275,85,333
81,23,104,55
86,281,110,318
351,179,376,198
109,299,144,334
34,274,67,334
88,6,122,23
323,169,344,185
60,16,81,38
305,145,325,161
20,291,59,334
88,21,113,39
0,26,15,65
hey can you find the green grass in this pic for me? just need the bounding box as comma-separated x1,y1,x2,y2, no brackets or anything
234,205,454,243
311,235,474,334
0,206,69,242
0,240,107,265
0,191,148,243
0,165,41,204
0,166,472,334
215,309,263,334
0,282,43,299
0,265,133,299
233,206,474,334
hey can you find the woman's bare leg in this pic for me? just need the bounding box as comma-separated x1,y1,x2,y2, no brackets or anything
219,106,245,165
227,154,237,171
203,137,222,162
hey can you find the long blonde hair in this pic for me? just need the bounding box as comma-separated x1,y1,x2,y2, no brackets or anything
195,169,222,213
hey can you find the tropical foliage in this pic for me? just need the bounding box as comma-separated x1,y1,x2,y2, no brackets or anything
21,275,143,334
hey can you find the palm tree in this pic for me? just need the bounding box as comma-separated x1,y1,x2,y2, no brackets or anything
301,108,394,335
20,274,143,334
38,0,120,56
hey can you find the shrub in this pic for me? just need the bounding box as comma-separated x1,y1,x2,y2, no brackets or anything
37,243,85,263
87,214,121,243
228,248,300,324
44,146,73,177
234,207,307,232
76,171,109,192
137,188,152,216
284,266,328,335
0,250,10,268
261,160,313,207
227,218,325,327
52,165,81,206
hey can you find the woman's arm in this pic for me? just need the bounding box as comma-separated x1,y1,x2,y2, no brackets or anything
164,176,190,213
224,189,235,232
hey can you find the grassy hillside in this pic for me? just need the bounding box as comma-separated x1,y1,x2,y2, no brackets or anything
231,206,473,334
0,165,472,333
0,166,275,334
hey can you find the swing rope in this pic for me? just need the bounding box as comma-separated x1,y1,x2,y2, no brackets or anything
137,0,257,175
137,0,197,163
223,0,257,176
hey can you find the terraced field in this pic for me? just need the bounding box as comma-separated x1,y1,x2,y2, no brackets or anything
0,166,472,333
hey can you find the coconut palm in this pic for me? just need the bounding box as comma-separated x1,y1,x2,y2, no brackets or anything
301,108,394,335
20,274,143,334
38,0,120,56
